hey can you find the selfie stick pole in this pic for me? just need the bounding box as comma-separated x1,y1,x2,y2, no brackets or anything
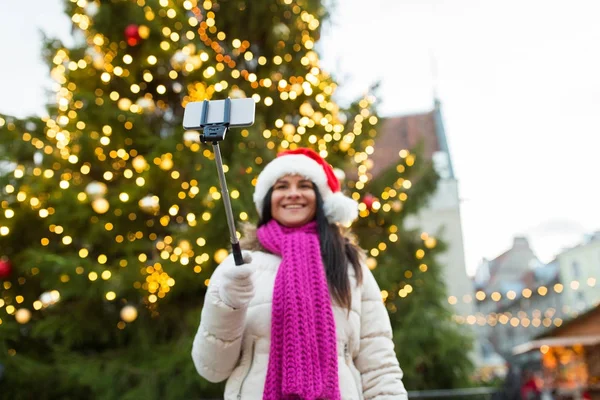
198,98,244,266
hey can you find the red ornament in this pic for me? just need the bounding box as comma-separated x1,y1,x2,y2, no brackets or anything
362,193,375,211
124,24,141,46
0,258,12,279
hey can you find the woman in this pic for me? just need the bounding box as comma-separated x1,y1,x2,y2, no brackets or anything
192,148,407,399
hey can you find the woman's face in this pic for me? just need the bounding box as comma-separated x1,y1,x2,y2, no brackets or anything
271,174,317,227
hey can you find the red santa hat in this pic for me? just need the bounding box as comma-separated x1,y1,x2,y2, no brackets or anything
253,148,358,225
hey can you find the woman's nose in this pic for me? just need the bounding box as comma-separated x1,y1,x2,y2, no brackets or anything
285,187,301,198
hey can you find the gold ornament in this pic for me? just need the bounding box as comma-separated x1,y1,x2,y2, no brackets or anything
120,305,138,323
159,158,173,171
139,195,160,214
132,155,148,172
188,55,202,69
299,102,314,116
183,131,201,143
170,50,189,68
86,47,105,69
118,98,133,111
84,2,99,17
229,88,246,99
135,97,156,113
306,51,319,66
91,198,110,214
173,82,183,93
85,181,107,199
282,123,295,136
179,240,191,252
272,23,290,40
15,308,32,324
39,290,60,307
138,25,150,39
425,237,437,249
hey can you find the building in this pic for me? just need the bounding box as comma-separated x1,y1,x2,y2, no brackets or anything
485,261,565,358
369,99,476,320
474,237,563,363
476,232,600,363
474,237,544,321
556,232,600,313
474,237,544,298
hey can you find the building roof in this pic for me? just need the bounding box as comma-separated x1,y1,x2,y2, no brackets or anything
537,304,600,339
513,305,600,354
556,231,600,257
368,99,455,179
513,335,600,355
475,236,543,293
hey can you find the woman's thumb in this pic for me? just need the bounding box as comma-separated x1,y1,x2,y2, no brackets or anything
242,251,253,264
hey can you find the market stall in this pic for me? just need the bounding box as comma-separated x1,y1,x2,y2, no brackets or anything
513,305,600,399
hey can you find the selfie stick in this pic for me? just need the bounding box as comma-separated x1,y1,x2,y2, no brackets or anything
197,98,244,266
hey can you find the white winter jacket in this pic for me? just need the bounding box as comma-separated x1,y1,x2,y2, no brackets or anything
192,250,408,399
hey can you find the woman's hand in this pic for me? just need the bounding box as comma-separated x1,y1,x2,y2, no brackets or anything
218,253,255,309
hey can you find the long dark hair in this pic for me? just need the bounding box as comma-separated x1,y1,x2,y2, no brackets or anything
258,184,363,309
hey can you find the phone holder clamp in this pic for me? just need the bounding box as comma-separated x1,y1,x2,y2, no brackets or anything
198,98,231,143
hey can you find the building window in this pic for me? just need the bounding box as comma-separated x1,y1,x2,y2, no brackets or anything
571,261,581,278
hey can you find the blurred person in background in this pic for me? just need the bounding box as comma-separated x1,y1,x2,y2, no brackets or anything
521,370,542,400
501,363,523,400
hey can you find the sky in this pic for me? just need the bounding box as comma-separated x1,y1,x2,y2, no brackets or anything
1,0,599,276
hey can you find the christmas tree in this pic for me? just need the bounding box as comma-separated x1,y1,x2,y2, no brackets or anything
0,0,473,397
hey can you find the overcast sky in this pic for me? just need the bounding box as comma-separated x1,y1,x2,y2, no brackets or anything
1,0,599,276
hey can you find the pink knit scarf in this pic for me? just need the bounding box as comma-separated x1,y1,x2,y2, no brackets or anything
257,220,340,400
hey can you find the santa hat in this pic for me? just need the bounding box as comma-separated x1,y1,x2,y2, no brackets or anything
253,148,358,225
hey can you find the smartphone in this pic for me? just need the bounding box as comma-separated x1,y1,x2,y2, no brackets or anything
183,98,256,130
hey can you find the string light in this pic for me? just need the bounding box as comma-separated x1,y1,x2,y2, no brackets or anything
446,278,598,306
451,310,592,330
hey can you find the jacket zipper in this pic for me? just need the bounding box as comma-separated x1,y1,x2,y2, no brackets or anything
344,343,363,400
237,340,255,400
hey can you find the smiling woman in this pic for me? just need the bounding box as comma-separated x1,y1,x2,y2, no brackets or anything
192,147,408,399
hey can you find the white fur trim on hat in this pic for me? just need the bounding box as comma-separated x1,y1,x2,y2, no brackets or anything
323,191,359,225
253,154,358,225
